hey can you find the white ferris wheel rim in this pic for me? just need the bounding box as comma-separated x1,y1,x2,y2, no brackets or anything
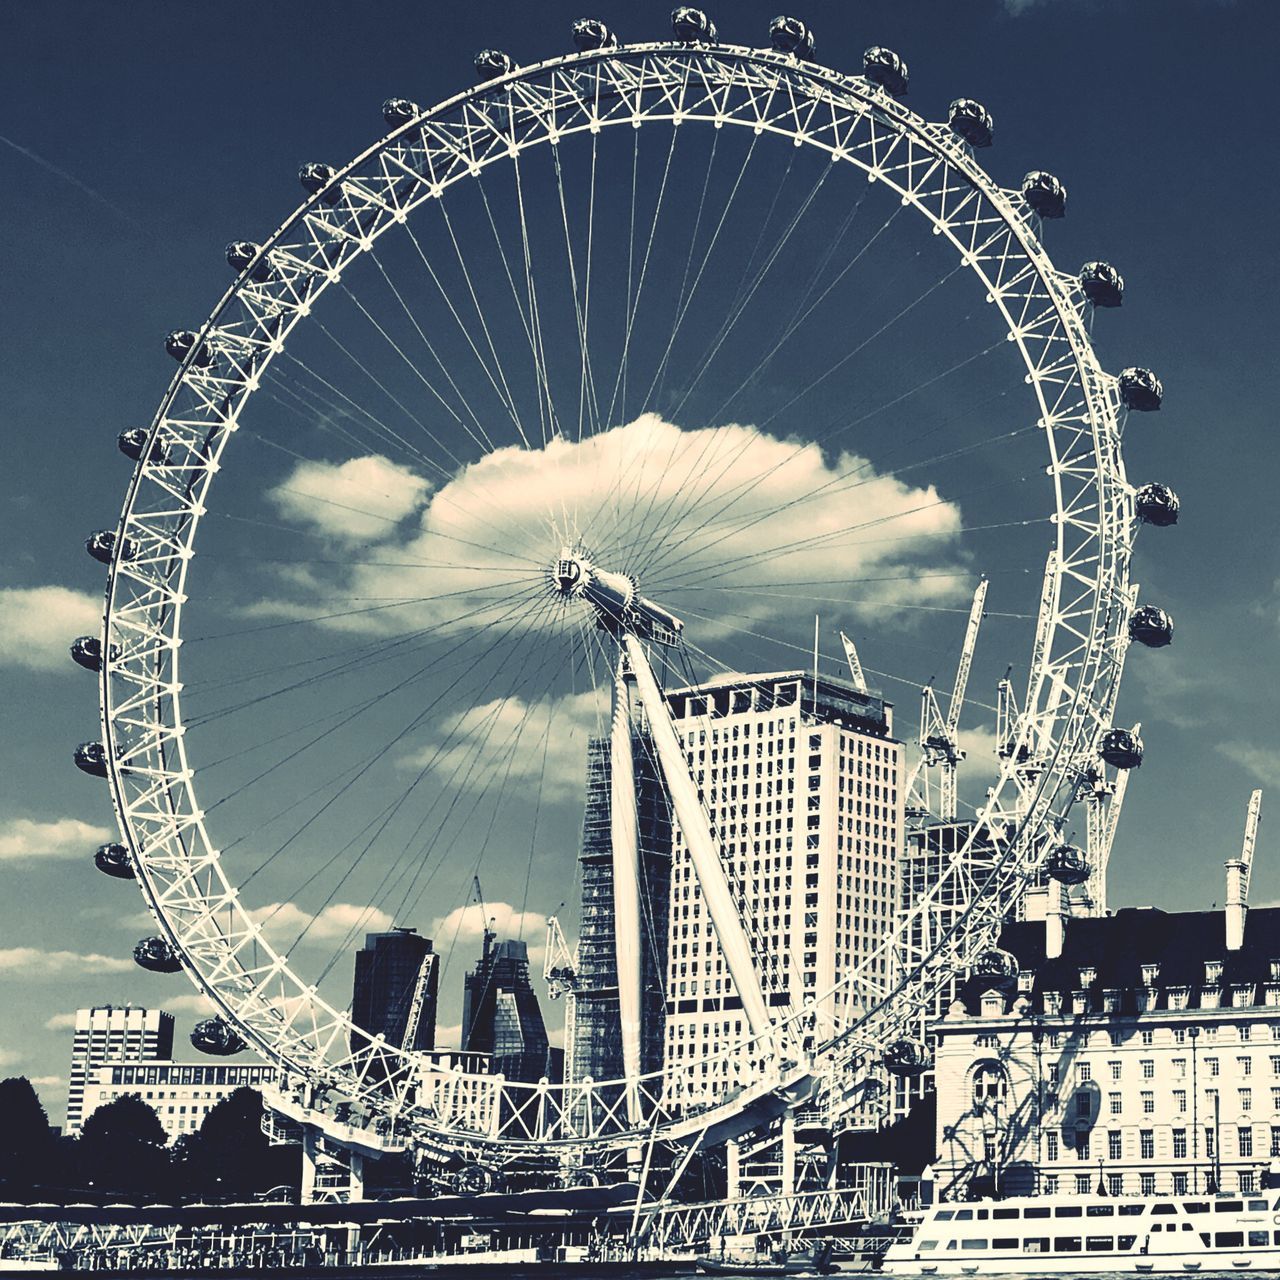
97,38,1136,1156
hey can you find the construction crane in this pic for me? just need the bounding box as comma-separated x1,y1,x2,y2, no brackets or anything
905,578,988,823
1076,729,1138,918
839,631,869,694
401,951,437,1052
543,915,579,1089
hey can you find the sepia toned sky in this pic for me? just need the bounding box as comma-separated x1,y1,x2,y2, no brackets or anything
1,0,1278,1124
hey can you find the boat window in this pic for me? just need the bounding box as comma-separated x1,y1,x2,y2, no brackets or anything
1118,1204,1145,1216
1249,1231,1269,1246
946,1241,957,1250
1053,1236,1082,1252
935,1210,955,1221
1087,1205,1115,1217
918,1241,938,1251
1023,1238,1050,1254
1213,1200,1244,1213
1024,1206,1051,1219
1199,1234,1211,1247
1054,1206,1083,1218
1214,1232,1244,1247
1273,1230,1280,1245
1151,1203,1177,1215
961,1238,988,1250
1086,1236,1114,1252
1182,1202,1210,1214
1249,1199,1269,1212
1119,1235,1137,1249
953,1209,974,1221
975,1209,989,1220
993,1207,1019,1220
992,1238,1018,1250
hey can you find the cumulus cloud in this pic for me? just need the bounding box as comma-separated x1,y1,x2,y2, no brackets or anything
248,901,394,947
431,901,548,969
29,1075,62,1088
163,992,218,1016
1217,742,1280,789
44,1013,77,1031
0,585,100,672
0,816,112,862
0,1048,21,1067
0,948,133,976
403,690,605,802
256,416,965,638
270,454,430,543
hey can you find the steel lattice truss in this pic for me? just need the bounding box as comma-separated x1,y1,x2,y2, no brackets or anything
98,41,1137,1158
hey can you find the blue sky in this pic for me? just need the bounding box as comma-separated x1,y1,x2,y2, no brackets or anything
1,0,1277,1124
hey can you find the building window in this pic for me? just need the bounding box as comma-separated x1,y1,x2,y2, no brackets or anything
1108,1130,1122,1160
1046,1131,1059,1161
973,1063,1009,1106
1241,1088,1253,1112
1173,1129,1187,1159
1043,1174,1059,1195
1140,1059,1154,1079
1078,1062,1092,1082
1239,1056,1253,1076
1239,1171,1256,1194
1076,1092,1091,1119
1140,1130,1155,1159
1075,1133,1091,1161
1174,1027,1187,1043
1173,1057,1186,1078
1140,1173,1156,1196
1075,1173,1092,1195
1173,1172,1188,1194
1206,1057,1220,1077
1109,1092,1122,1116
1206,1129,1216,1159
1048,1063,1060,1087
1141,1030,1154,1046
1240,1025,1253,1042
1174,1089,1188,1113
1108,1173,1125,1196
1141,1091,1155,1114
1108,1059,1122,1081
1239,1126,1254,1158
1271,1127,1280,1159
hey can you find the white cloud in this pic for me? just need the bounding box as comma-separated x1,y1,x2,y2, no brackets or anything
248,901,394,947
0,586,100,672
0,1048,21,1067
44,1013,77,1031
163,992,217,1016
431,901,547,970
270,454,430,543
1217,742,1280,789
29,1075,62,1088
0,816,112,862
0,948,133,976
403,690,605,802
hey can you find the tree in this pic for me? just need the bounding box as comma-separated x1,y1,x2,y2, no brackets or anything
0,1077,57,1197
76,1094,170,1197
175,1087,298,1199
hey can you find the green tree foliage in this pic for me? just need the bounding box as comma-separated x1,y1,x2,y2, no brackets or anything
0,1077,57,1197
175,1087,298,1199
76,1094,170,1196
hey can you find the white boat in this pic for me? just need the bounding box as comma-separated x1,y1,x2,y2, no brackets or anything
883,1189,1280,1275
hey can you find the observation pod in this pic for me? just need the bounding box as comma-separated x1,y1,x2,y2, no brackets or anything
70,636,117,673
85,530,138,565
473,49,515,81
863,47,909,97
1135,482,1180,527
73,742,109,779
190,1017,246,1056
299,162,342,206
1128,604,1174,648
164,330,214,368
970,947,1019,991
1081,261,1124,308
225,240,274,283
133,936,182,974
381,97,420,127
1022,170,1067,219
117,428,172,465
1118,367,1163,411
571,18,616,51
94,842,135,880
948,98,994,148
769,15,816,59
1100,727,1144,770
1045,843,1090,886
672,7,717,43
883,1038,930,1078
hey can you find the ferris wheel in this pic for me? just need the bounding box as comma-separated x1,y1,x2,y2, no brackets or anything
73,11,1178,1170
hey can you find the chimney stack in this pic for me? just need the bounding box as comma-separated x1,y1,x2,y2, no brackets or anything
1046,879,1066,960
1225,857,1248,952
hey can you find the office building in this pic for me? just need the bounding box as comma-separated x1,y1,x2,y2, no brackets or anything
462,931,551,1084
66,1005,174,1136
350,927,437,1056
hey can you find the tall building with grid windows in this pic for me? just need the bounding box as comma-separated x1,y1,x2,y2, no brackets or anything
661,671,903,1087
65,1005,174,1136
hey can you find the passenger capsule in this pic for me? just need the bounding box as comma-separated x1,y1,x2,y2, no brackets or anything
94,842,135,880
883,1038,930,1078
85,530,138,566
225,241,274,283
572,18,616,51
1045,843,1091,886
948,98,993,148
1100,727,1144,770
1135,482,1180,527
1021,170,1067,219
1080,261,1124,308
863,47,909,97
474,49,515,81
117,428,172,465
1118,367,1162,412
191,1017,246,1056
970,948,1019,991
74,742,109,778
1128,605,1174,648
671,6,717,43
134,937,182,973
769,16,815,59
298,162,343,206
381,98,420,127
164,330,215,368
70,637,118,673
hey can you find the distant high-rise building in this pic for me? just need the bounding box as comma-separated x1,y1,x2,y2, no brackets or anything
66,1005,174,1135
462,932,550,1084
350,927,437,1056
